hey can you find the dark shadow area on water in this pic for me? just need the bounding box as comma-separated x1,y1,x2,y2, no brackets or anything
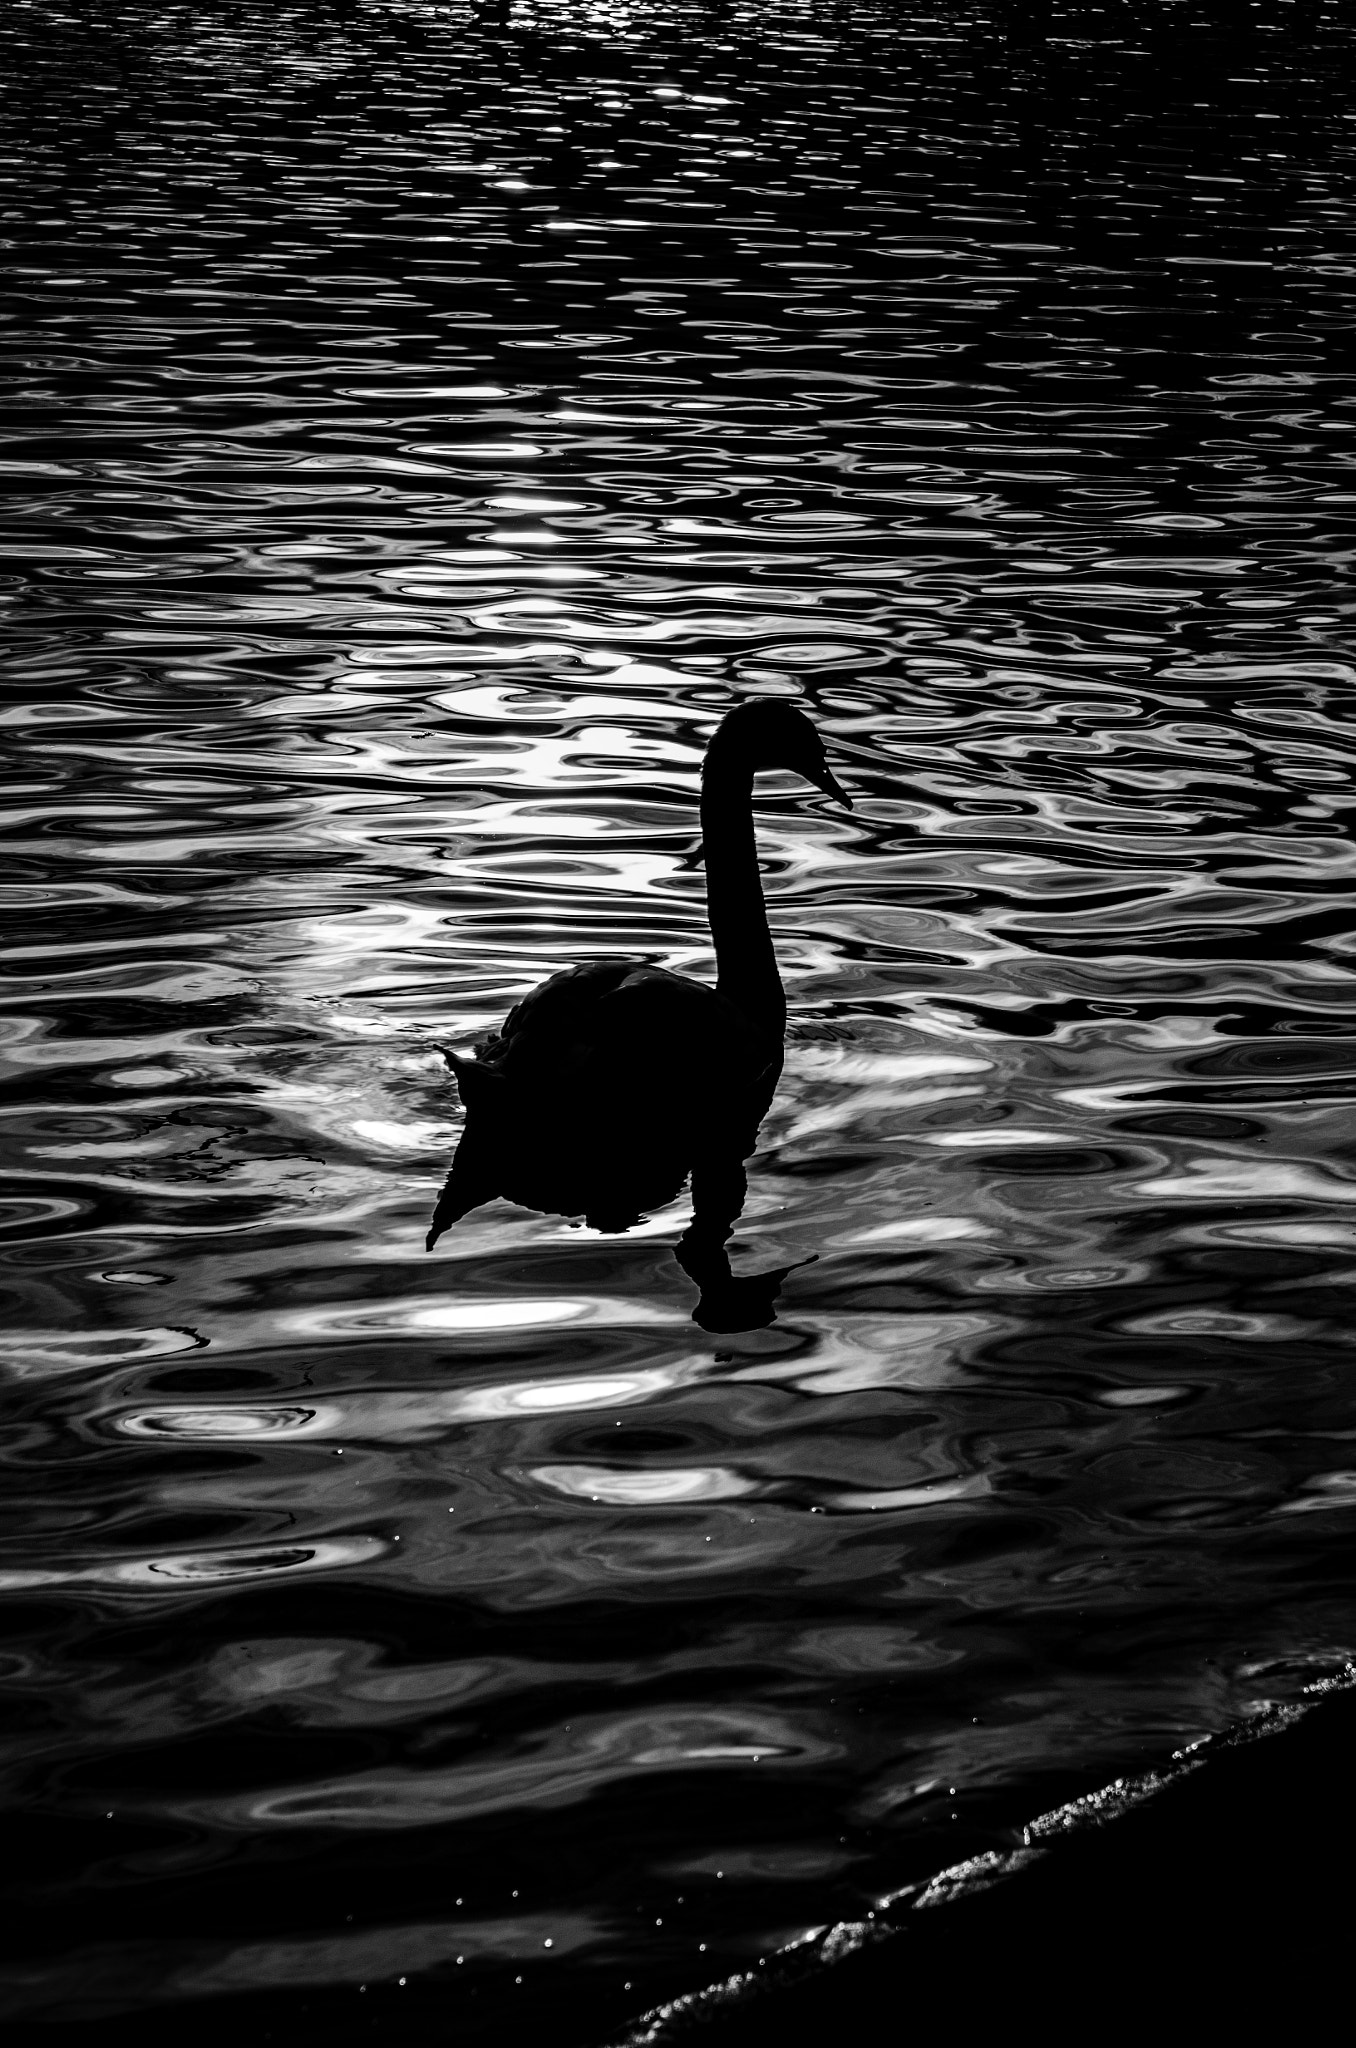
630,1669,1356,2047
12,1672,1354,2043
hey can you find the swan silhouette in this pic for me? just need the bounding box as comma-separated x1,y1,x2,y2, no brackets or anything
427,700,850,1318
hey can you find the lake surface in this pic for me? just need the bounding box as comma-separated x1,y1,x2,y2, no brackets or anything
2,0,1355,2038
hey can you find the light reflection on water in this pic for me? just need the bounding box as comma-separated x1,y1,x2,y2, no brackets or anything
3,0,1356,2036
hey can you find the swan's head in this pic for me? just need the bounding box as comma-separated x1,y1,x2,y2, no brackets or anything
709,699,852,806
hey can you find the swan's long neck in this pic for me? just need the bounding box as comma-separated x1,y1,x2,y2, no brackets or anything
701,742,785,1039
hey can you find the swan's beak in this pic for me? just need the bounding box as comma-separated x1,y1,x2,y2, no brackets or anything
810,762,853,809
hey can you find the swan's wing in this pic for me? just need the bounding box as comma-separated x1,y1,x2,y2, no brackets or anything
468,960,773,1115
481,961,730,1072
590,967,774,1096
476,959,639,1063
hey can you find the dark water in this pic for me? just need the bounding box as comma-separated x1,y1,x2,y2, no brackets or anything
3,0,1356,2035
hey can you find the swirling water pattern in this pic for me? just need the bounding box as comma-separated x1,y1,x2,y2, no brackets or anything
2,0,1355,2034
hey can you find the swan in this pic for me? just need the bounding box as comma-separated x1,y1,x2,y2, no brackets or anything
426,698,850,1253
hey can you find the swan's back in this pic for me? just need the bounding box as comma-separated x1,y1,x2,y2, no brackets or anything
480,959,769,1094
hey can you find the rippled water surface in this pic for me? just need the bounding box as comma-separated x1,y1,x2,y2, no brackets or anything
4,0,1356,2036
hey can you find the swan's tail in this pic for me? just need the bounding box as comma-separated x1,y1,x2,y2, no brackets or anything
426,1130,497,1248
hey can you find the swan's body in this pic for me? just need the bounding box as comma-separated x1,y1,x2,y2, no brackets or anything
428,700,847,1245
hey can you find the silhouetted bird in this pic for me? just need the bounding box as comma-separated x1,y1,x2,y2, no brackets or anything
427,700,850,1321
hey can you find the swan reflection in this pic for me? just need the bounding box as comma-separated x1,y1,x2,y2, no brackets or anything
428,702,851,1331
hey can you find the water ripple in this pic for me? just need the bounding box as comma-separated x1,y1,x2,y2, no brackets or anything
3,0,1356,2036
